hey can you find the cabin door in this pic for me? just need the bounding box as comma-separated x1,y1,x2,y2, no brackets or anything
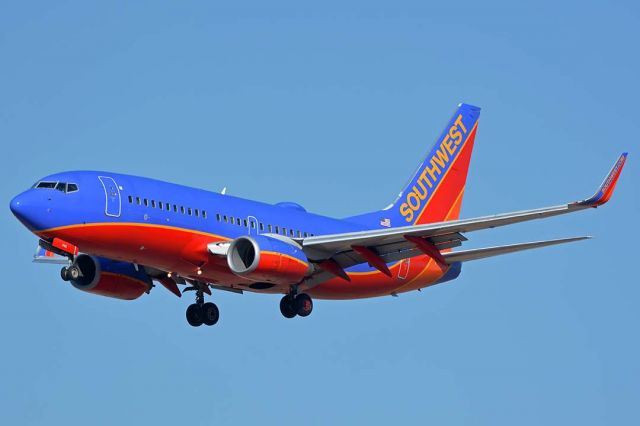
398,258,411,280
247,216,259,235
98,176,121,217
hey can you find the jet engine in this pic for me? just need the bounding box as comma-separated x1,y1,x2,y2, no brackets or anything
227,235,311,284
61,254,152,300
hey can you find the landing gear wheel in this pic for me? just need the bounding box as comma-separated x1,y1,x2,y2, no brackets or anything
280,295,297,319
60,266,70,281
202,302,219,326
67,265,81,281
295,293,313,317
186,304,204,327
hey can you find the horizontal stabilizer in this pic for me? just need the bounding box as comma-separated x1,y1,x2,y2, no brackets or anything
442,236,591,263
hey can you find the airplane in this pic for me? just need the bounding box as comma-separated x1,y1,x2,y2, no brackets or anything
9,103,628,327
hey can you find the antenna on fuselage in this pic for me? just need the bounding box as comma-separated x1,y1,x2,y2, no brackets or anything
221,187,227,195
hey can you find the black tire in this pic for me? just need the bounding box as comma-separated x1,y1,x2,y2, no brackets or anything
202,302,220,326
68,265,81,281
279,295,297,319
295,293,313,317
186,304,204,327
60,267,70,281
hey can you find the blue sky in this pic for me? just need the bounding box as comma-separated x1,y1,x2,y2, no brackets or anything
1,1,638,424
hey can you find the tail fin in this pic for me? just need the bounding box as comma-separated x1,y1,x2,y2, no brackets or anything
347,103,481,227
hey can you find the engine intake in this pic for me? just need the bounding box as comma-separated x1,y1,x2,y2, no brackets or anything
227,235,310,284
66,254,152,300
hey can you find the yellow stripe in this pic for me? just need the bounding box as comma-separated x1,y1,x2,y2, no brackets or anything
42,223,306,268
39,221,229,241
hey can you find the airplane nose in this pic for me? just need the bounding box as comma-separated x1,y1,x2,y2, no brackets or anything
10,191,42,231
10,193,25,218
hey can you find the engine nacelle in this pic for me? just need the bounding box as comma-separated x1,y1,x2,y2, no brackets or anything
67,254,152,300
227,235,310,284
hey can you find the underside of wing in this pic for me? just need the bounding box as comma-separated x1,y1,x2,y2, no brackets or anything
442,236,591,263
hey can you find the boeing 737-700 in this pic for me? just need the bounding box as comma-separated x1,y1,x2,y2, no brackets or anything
9,104,627,327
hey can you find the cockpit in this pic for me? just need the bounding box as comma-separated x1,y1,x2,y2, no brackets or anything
33,181,79,193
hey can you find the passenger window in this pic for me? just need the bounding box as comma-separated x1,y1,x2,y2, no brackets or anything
275,226,279,233
144,199,149,207
180,206,185,214
151,200,156,208
203,211,207,219
158,201,163,209
303,232,308,238
236,218,241,226
173,204,178,212
216,214,221,221
243,219,248,227
297,230,302,238
195,209,199,217
259,223,264,231
290,229,295,237
136,197,141,205
282,227,287,236
223,215,228,223
128,196,133,203
268,224,273,232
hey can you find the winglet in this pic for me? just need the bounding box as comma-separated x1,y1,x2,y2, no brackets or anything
577,152,628,207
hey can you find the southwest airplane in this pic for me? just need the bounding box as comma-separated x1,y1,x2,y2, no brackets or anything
9,104,628,327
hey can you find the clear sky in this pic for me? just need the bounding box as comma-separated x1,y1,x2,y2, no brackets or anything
1,1,638,425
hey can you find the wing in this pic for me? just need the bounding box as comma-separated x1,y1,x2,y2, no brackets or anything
441,236,591,263
301,153,627,280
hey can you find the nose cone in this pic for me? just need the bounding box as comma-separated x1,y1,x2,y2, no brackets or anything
10,191,41,231
10,193,25,218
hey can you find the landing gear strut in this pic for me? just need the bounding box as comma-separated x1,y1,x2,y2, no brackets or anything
185,288,219,327
279,289,313,319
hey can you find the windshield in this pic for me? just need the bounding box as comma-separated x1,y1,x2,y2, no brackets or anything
33,181,79,193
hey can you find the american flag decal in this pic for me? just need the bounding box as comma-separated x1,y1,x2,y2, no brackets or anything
380,218,391,228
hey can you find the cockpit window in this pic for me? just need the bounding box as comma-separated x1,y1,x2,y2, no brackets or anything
34,181,79,193
35,181,56,189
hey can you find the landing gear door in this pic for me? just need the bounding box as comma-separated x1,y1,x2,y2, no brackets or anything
98,176,121,217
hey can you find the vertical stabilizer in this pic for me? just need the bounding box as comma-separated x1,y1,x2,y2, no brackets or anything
346,103,481,228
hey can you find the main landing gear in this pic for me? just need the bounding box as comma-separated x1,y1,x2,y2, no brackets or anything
185,287,219,327
279,291,313,319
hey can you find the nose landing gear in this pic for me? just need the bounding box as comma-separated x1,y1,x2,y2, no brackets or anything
185,286,219,327
60,264,81,282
